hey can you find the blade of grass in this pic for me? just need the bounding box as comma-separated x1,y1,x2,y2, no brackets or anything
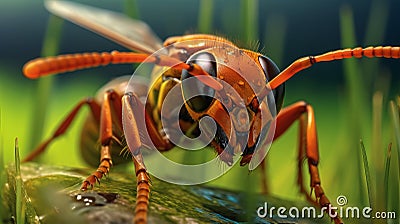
124,0,140,19
364,0,389,215
362,0,389,86
389,101,400,176
263,14,287,67
15,138,25,224
384,143,392,210
364,0,389,213
372,92,383,165
0,109,2,167
397,97,400,216
241,0,258,45
197,0,214,33
389,100,400,216
360,140,373,208
339,5,367,205
364,0,388,45
372,91,383,211
28,15,63,154
339,5,368,122
397,96,400,108
363,1,389,211
0,109,3,222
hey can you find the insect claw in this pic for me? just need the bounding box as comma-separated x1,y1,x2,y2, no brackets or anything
80,181,93,191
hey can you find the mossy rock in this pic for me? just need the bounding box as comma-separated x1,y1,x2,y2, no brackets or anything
2,163,333,223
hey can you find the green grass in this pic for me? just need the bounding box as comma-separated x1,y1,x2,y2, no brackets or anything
124,0,139,19
372,91,385,212
337,4,367,208
0,109,4,224
197,0,214,33
389,100,400,215
390,101,400,178
360,140,373,208
383,143,392,215
241,0,259,46
363,1,391,212
362,0,389,88
27,15,64,154
339,2,399,222
263,13,287,67
14,138,25,224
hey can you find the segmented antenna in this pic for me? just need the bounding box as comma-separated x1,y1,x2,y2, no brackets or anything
269,46,400,89
23,51,223,91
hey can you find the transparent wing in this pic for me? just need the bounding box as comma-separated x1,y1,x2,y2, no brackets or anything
45,0,163,54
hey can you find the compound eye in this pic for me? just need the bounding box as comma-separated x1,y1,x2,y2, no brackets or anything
258,55,285,112
258,55,280,81
182,52,217,113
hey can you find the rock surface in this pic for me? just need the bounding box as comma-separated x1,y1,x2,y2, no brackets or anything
2,163,332,223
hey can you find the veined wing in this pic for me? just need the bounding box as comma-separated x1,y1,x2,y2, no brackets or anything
45,0,163,54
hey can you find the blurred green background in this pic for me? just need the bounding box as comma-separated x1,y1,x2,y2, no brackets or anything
0,0,399,222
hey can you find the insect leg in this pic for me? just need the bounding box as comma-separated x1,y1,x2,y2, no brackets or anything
81,89,122,190
132,155,150,224
259,160,269,194
273,101,342,224
123,92,174,152
122,92,175,224
23,98,101,162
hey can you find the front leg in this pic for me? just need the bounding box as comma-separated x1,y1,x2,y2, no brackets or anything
132,155,151,224
122,92,174,224
273,101,342,224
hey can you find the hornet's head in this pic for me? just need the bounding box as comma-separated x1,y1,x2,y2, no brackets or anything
181,45,285,169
